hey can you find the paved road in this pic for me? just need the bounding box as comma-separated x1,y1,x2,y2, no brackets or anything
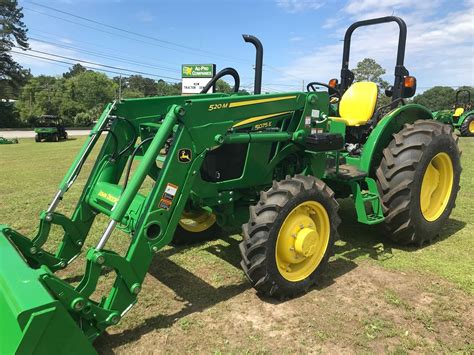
0,130,91,138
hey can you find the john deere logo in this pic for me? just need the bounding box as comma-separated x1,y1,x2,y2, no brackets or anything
183,66,193,76
178,149,192,163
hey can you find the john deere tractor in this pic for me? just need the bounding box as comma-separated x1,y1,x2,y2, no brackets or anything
433,88,474,136
34,115,68,142
0,17,461,354
0,136,19,144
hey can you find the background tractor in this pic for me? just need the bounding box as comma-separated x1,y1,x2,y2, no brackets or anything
433,89,474,137
34,115,68,142
0,17,462,354
0,136,19,144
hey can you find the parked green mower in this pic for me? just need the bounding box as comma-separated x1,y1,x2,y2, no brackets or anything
34,115,68,142
0,17,462,354
433,88,474,136
0,136,19,144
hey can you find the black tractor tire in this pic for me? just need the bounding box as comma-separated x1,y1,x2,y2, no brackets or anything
171,210,222,246
460,115,474,137
376,120,461,246
239,175,340,298
63,132,68,140
35,134,40,142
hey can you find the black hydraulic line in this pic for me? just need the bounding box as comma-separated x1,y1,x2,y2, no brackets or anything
200,67,240,93
115,117,138,159
242,34,263,94
122,136,154,190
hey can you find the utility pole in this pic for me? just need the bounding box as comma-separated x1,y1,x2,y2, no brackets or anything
118,75,122,101
302,80,305,91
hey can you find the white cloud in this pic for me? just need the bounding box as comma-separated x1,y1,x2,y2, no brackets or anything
11,39,104,72
276,0,474,90
276,0,325,13
290,36,304,42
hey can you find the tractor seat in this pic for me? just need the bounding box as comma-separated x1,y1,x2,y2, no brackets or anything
330,81,378,126
454,107,464,117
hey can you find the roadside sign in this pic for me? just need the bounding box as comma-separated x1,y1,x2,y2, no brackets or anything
181,64,216,94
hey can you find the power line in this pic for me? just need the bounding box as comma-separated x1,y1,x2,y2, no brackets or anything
12,50,181,83
23,5,251,65
18,47,181,81
23,4,309,88
27,0,250,63
29,37,180,74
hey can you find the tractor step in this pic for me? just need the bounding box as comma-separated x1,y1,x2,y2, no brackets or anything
328,164,367,180
351,178,385,225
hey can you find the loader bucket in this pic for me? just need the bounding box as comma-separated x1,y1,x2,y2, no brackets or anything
0,230,96,355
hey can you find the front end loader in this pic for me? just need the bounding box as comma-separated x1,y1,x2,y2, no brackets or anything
0,17,462,354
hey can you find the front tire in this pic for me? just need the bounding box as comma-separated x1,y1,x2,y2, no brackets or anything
460,115,474,137
240,175,340,298
376,120,461,245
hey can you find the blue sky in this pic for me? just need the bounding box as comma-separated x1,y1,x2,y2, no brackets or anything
15,0,474,93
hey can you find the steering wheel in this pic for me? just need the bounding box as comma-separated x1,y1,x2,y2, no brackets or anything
306,82,341,99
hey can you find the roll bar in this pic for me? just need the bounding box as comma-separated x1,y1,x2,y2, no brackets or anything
243,34,263,94
200,67,240,94
340,16,409,104
455,89,471,106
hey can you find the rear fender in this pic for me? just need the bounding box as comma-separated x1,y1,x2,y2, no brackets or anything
360,104,433,175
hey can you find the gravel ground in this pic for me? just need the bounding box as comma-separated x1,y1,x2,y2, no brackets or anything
0,130,91,138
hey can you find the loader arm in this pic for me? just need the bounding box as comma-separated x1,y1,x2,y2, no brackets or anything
0,91,328,352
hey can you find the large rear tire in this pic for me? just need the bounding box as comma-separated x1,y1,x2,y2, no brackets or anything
460,115,474,137
239,175,340,298
376,120,461,245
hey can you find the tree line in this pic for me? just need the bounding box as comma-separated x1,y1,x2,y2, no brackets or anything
1,1,472,128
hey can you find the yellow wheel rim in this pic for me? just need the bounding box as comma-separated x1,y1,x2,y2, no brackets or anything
420,153,454,222
275,201,330,282
179,210,216,233
469,121,474,133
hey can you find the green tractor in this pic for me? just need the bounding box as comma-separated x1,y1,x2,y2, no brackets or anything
0,17,462,354
433,88,474,137
34,115,68,142
0,136,19,144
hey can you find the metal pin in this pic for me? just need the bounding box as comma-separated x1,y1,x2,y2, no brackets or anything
96,220,117,250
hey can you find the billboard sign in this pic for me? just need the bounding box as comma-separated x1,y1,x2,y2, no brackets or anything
181,64,216,94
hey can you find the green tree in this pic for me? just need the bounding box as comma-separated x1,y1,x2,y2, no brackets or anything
16,71,117,126
127,75,157,96
0,0,30,127
15,75,60,123
0,0,29,98
352,58,391,107
413,86,473,111
156,79,181,96
352,58,389,88
62,63,88,79
215,79,233,93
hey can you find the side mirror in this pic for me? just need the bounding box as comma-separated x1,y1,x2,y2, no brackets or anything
401,76,416,98
385,86,393,97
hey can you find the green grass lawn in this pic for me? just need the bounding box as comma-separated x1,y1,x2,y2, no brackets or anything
0,136,472,353
1,136,472,293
